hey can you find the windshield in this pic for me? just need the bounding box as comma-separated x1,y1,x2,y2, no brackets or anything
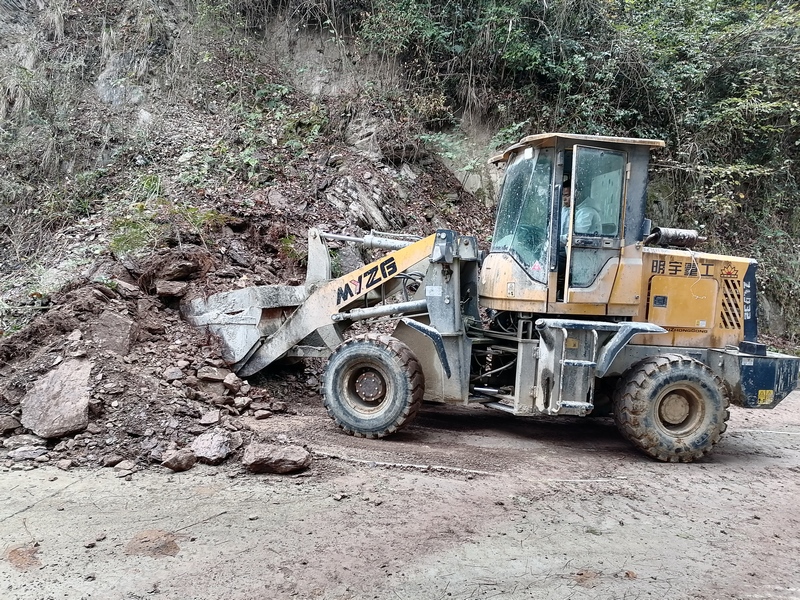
491,147,553,283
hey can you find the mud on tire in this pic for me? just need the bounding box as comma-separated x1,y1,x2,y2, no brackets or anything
613,353,730,463
323,333,424,438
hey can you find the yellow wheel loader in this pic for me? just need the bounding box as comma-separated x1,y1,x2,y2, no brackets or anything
186,133,800,462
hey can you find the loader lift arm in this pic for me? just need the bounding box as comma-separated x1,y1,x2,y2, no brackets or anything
225,234,436,377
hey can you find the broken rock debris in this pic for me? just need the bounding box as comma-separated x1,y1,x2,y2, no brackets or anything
1,247,322,475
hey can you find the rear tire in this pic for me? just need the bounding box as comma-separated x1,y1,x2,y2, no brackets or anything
323,333,424,438
613,354,730,462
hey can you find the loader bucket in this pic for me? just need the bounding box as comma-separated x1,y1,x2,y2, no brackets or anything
184,285,308,365
184,228,435,377
183,228,333,367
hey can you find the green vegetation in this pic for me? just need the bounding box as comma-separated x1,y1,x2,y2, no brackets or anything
279,234,308,266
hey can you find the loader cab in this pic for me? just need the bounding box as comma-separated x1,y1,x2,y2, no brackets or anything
480,133,665,315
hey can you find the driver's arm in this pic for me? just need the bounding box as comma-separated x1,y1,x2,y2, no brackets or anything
575,206,601,234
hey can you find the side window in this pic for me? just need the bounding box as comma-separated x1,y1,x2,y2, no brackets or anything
572,146,626,237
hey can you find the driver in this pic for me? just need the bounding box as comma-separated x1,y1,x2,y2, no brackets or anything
561,182,601,236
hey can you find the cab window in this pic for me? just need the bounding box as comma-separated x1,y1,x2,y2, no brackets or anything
491,147,553,284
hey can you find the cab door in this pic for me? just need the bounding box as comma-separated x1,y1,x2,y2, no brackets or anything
560,145,628,306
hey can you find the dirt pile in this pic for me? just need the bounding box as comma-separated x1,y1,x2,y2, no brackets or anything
0,141,493,474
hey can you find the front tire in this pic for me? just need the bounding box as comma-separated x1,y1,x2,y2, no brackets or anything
323,333,424,438
613,354,730,462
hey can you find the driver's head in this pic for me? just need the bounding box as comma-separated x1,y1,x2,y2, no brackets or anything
562,183,572,207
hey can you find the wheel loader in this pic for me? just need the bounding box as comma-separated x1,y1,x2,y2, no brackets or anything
185,133,800,462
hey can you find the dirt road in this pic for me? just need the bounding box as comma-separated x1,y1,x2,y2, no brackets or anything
3,393,800,600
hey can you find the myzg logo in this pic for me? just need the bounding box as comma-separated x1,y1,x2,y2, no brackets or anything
336,257,398,305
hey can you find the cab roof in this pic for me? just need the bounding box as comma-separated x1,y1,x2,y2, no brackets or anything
488,132,665,164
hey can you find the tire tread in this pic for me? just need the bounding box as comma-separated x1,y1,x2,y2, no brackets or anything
323,333,424,438
613,353,730,463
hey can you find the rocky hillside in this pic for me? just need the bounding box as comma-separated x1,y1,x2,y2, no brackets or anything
1,1,797,473
0,0,495,472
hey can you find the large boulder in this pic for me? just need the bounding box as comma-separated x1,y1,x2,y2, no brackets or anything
242,443,311,474
21,359,92,438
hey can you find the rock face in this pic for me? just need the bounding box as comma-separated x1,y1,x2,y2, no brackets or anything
190,428,232,464
21,359,92,438
242,443,311,474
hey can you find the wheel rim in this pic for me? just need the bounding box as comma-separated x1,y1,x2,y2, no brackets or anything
655,384,705,436
342,363,390,414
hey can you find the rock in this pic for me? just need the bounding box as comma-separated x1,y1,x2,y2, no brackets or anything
199,409,221,426
102,454,124,467
56,459,73,471
254,410,272,420
20,359,92,439
233,396,251,410
113,280,141,299
8,446,49,461
163,367,184,382
157,252,212,280
271,401,288,413
114,459,136,472
161,448,197,472
191,428,232,465
198,381,226,397
242,444,311,474
210,395,230,407
90,311,138,356
335,246,365,275
86,422,103,435
267,189,290,210
250,401,271,411
155,280,189,297
0,414,21,434
197,366,230,382
88,398,103,417
222,373,242,393
95,53,145,105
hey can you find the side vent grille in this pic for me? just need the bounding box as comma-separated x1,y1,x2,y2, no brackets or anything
720,279,742,330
